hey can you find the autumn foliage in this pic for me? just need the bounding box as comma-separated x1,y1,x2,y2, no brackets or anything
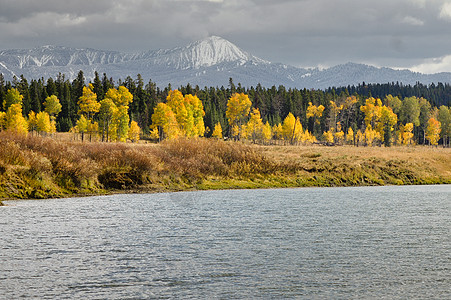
0,78,449,147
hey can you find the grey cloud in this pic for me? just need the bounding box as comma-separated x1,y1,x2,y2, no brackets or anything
1,0,451,72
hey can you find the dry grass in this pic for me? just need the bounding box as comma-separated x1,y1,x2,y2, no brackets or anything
260,144,451,186
0,131,450,200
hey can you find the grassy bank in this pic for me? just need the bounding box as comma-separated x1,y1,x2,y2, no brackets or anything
0,131,450,200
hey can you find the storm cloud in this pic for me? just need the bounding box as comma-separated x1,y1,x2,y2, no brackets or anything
1,0,451,73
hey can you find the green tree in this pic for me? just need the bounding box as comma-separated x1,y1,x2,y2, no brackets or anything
418,97,432,144
378,106,397,147
114,106,130,142
98,98,117,142
400,96,420,126
437,106,451,147
44,95,62,118
28,111,38,135
3,88,23,111
384,94,402,115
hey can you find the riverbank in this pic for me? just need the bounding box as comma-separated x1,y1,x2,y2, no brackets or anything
1,131,450,200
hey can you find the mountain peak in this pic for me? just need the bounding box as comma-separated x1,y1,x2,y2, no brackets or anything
178,36,262,69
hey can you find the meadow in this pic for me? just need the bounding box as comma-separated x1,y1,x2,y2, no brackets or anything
0,131,450,201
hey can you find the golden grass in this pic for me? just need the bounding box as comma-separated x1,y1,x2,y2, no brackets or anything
0,131,450,200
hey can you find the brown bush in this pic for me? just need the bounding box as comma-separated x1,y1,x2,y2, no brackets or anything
157,138,277,177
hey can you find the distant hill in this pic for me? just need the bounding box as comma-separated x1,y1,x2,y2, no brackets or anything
1,36,451,89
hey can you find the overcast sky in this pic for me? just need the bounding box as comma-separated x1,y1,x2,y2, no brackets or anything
1,0,451,73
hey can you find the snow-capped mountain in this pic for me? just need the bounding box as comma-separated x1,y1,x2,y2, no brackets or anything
143,36,268,70
1,36,451,89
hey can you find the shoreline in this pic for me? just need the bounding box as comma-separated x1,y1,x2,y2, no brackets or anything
2,177,450,203
1,134,450,201
2,182,450,205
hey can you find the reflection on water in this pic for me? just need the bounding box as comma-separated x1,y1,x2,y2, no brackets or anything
1,185,450,298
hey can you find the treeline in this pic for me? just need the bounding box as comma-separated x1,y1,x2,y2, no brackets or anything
0,71,450,146
333,82,451,108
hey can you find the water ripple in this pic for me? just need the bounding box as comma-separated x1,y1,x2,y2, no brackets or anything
1,185,450,299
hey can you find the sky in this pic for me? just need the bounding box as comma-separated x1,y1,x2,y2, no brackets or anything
1,0,451,73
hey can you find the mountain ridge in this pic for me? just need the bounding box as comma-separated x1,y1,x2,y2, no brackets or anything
1,36,451,89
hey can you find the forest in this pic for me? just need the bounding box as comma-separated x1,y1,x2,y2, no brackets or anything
0,71,450,147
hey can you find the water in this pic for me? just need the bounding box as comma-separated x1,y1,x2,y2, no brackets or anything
1,185,450,299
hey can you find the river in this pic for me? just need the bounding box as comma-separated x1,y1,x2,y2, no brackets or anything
1,185,450,299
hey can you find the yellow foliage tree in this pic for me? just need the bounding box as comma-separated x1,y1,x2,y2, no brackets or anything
346,127,354,145
128,120,141,142
244,108,265,143
282,112,303,144
226,93,252,139
231,124,240,139
360,97,383,129
36,111,51,135
301,130,316,144
28,111,37,135
76,115,88,141
0,111,6,130
87,121,99,141
6,103,28,135
323,130,334,143
400,123,414,145
334,130,345,145
272,123,283,140
149,127,160,141
151,90,205,139
212,122,223,139
166,90,190,135
426,117,441,146
183,93,205,137
364,125,380,146
78,84,100,120
151,102,180,140
3,88,23,111
105,86,134,107
262,121,272,143
355,129,365,146
104,86,134,142
329,100,343,130
306,102,325,124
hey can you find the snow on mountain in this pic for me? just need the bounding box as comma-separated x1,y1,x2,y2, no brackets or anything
1,37,451,89
143,36,268,70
